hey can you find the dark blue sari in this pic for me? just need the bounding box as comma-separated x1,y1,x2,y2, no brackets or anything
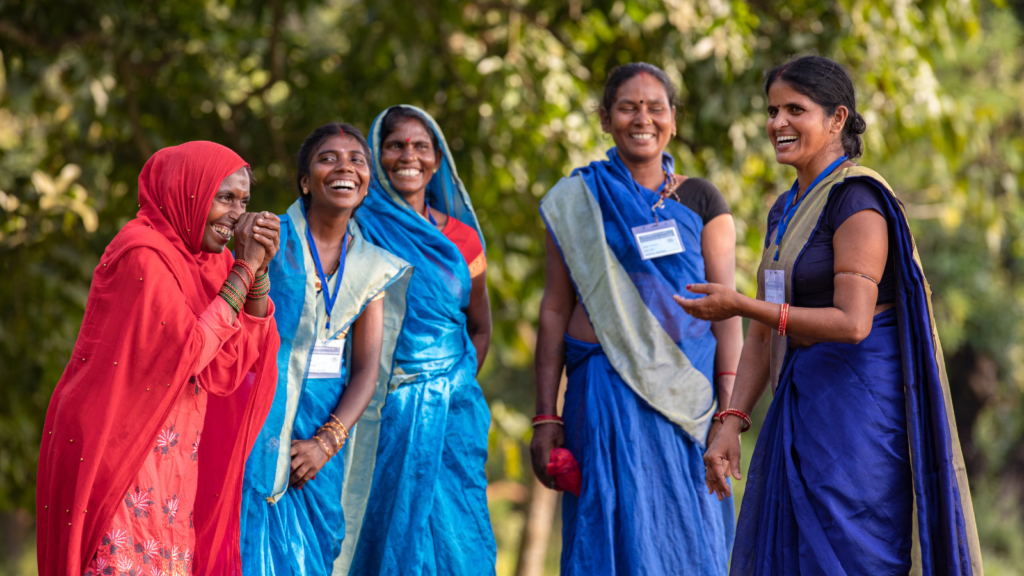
542,149,734,575
734,169,982,575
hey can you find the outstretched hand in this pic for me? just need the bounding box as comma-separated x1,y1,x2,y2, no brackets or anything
673,283,742,322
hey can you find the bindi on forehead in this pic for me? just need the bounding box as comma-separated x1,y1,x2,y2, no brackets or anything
406,138,411,143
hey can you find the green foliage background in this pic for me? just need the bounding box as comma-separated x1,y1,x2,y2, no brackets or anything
2,0,1024,573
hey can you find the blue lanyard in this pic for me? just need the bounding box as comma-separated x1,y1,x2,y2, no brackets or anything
424,203,438,227
773,155,847,261
306,224,349,332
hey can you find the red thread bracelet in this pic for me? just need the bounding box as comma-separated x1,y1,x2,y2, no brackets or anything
714,371,736,379
778,303,790,336
718,409,752,432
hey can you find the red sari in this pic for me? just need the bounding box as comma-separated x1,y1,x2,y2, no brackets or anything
36,142,280,576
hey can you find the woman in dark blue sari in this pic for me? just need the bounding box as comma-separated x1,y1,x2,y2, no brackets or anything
678,55,981,575
533,63,741,575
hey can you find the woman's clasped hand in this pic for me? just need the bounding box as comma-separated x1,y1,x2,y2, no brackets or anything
233,210,282,273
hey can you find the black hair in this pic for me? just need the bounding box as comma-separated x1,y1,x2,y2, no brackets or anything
295,122,370,210
600,62,678,114
378,106,440,152
763,55,867,159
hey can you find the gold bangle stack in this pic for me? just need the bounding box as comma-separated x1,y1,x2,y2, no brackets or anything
318,414,350,455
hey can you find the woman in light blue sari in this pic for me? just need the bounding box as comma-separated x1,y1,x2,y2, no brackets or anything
532,63,741,575
240,123,411,576
347,106,495,576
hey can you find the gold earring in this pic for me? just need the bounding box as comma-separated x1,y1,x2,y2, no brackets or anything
303,187,308,194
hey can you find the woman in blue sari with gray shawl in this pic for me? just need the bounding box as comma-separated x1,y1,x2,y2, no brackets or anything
240,123,411,575
347,105,495,576
532,63,741,575
681,56,982,575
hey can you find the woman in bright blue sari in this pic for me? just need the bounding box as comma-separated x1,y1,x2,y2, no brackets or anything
532,63,741,575
347,105,495,576
681,56,981,575
240,123,411,576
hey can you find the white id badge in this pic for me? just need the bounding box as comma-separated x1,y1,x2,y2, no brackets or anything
765,269,786,304
631,219,685,260
308,339,345,379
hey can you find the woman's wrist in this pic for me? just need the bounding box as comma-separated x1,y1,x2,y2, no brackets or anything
728,289,755,319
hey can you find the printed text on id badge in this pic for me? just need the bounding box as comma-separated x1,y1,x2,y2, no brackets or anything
765,269,786,304
631,219,685,260
309,339,345,379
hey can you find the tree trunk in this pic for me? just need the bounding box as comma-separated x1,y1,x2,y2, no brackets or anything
514,480,558,576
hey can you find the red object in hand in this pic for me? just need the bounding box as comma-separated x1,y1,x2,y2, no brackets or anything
546,448,582,497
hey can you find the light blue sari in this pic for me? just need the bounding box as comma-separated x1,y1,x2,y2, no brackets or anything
541,148,734,575
346,106,496,576
240,200,411,576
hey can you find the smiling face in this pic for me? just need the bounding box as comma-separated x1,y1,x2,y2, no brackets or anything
766,80,846,171
301,134,371,215
600,73,676,167
378,117,440,197
202,167,250,253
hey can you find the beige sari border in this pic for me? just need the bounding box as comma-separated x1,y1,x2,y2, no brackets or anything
540,175,716,447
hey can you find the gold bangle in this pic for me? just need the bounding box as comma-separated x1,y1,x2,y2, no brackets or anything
320,422,349,445
319,425,343,451
313,435,334,459
328,415,350,439
835,271,879,284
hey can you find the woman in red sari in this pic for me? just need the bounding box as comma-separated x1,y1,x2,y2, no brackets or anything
36,141,282,576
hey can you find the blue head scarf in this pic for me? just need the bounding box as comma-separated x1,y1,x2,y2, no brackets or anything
356,105,485,382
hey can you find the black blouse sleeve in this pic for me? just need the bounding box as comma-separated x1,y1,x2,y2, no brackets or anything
675,178,731,225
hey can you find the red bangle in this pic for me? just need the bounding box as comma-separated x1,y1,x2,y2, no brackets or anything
532,414,563,423
234,259,256,286
778,303,790,336
718,409,752,432
229,268,252,291
714,371,736,379
532,414,564,428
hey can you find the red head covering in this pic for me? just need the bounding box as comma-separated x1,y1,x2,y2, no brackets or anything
36,142,280,575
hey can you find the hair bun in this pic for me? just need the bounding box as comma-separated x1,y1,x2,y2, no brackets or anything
848,111,867,135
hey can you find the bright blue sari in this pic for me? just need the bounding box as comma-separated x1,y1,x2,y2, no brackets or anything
734,168,982,575
347,106,496,576
240,201,410,576
541,149,734,575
